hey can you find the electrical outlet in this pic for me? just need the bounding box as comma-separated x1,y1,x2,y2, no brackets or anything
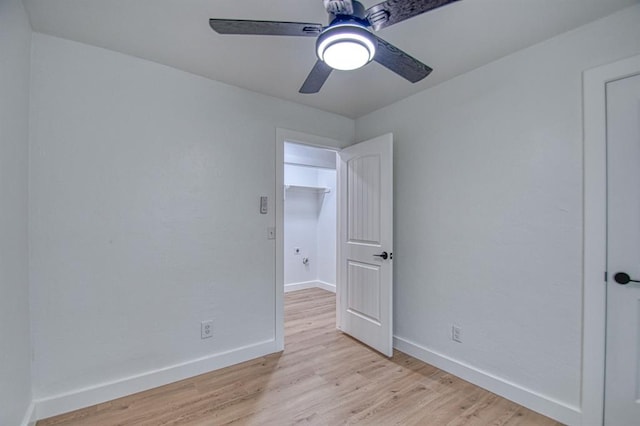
451,325,462,343
294,247,301,255
201,320,213,339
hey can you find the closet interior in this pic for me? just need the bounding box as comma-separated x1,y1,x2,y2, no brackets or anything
283,142,337,293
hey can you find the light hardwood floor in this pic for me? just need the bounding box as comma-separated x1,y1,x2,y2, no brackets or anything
38,288,563,425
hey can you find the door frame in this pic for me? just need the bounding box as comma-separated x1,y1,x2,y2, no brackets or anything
583,54,640,425
275,128,346,350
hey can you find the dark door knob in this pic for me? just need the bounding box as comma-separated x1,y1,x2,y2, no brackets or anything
614,272,640,285
373,251,388,260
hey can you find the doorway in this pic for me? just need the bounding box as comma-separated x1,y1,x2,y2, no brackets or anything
283,142,338,294
603,72,640,425
275,129,395,357
274,129,344,350
583,54,640,425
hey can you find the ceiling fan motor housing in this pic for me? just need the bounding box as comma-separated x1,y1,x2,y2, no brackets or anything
325,0,367,22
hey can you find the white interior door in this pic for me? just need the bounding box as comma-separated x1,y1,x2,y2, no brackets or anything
337,133,393,357
605,73,640,425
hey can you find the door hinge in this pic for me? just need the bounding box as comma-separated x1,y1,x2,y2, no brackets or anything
604,271,608,282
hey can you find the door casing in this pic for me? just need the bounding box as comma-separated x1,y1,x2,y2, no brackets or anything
583,54,640,425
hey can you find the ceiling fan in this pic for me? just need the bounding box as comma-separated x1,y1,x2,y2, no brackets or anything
209,0,460,94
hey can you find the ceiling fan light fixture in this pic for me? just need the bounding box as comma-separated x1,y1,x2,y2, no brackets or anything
316,24,376,71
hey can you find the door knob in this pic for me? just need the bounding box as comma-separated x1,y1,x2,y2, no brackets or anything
373,251,388,260
613,272,640,285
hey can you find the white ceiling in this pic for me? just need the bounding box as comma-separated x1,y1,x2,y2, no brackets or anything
24,0,638,118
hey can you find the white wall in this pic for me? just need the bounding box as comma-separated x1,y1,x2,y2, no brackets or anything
284,165,320,285
355,4,640,422
316,168,337,286
284,142,336,169
0,0,33,424
28,32,354,412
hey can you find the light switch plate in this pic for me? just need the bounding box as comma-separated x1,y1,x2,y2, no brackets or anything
260,196,268,214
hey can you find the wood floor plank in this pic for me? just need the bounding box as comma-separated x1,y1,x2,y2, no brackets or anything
38,288,563,426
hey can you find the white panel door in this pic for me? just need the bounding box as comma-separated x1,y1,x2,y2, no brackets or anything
338,133,393,357
605,73,640,425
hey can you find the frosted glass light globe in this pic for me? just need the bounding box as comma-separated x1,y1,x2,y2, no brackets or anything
322,41,371,71
316,24,376,71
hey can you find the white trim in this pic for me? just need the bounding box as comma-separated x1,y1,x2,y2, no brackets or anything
336,149,344,332
20,401,36,426
275,128,345,351
275,131,286,352
284,280,319,293
32,339,276,421
582,54,640,426
284,280,336,293
316,280,337,293
394,336,581,426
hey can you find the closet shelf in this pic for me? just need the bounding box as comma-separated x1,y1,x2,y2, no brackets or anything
284,184,330,194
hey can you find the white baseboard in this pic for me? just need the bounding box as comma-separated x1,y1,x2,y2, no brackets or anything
26,324,577,424
20,401,36,426
393,336,582,426
284,280,336,293
284,280,318,292
33,339,278,421
316,281,336,293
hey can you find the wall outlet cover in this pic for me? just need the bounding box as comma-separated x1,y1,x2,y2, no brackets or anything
452,325,462,343
201,320,213,339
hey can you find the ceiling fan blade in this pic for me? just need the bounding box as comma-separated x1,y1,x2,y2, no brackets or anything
299,61,333,94
366,0,461,31
209,19,323,37
373,36,432,83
